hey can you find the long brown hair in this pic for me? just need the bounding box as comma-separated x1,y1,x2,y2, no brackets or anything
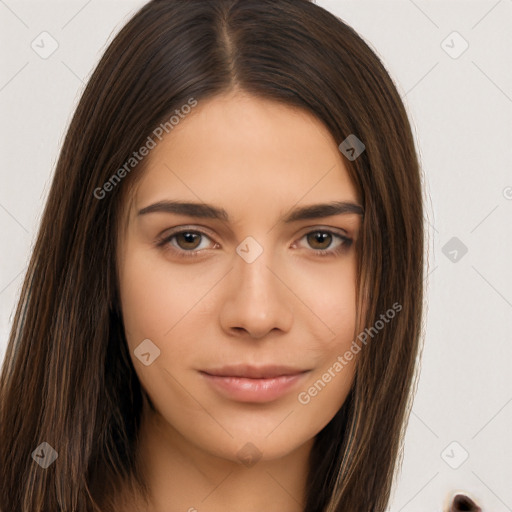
0,1,424,510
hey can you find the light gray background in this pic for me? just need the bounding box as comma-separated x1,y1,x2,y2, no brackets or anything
1,1,511,510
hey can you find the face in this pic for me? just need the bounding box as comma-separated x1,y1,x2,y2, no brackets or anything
117,91,362,464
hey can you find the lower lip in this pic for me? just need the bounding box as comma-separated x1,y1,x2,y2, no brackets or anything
200,371,309,403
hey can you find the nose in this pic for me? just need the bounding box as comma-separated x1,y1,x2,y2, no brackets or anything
219,244,294,339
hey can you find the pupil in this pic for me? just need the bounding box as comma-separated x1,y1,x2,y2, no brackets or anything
310,232,330,249
180,232,199,248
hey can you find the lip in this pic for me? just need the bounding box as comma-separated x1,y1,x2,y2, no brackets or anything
200,365,310,403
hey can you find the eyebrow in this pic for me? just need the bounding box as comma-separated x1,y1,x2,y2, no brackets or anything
137,200,364,223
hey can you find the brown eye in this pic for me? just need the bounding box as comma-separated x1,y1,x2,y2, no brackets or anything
307,231,333,250
296,229,352,257
156,229,216,258
175,231,203,250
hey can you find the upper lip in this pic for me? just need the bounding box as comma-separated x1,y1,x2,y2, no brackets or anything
201,364,308,379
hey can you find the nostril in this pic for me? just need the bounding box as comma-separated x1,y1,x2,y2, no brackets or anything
450,493,482,512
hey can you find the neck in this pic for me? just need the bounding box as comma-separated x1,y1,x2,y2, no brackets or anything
120,399,313,512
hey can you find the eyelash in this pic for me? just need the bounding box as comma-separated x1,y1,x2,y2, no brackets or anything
156,227,353,259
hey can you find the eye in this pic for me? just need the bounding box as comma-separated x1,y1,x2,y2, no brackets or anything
295,229,352,257
156,228,217,258
156,227,352,259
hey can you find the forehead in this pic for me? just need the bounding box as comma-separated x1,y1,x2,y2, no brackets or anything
130,91,359,220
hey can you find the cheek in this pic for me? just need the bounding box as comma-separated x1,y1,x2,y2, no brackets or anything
291,261,358,416
118,246,206,346
295,288,358,415
294,256,358,355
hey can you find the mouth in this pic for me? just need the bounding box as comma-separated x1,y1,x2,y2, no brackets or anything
199,365,310,403
202,364,308,379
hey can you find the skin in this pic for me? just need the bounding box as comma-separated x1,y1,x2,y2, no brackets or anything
116,90,363,512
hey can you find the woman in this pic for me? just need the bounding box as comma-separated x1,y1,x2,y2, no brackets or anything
0,0,477,510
